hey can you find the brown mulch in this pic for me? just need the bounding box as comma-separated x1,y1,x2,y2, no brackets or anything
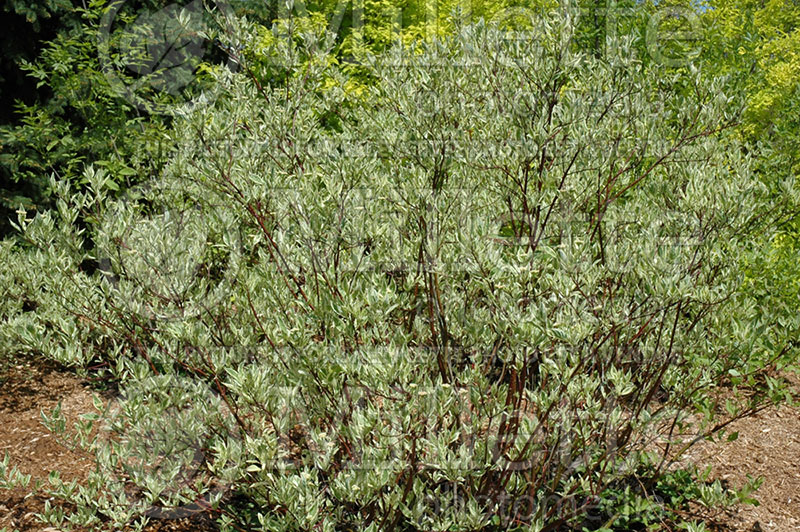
1,355,799,531
0,358,96,532
0,357,216,532
680,402,800,531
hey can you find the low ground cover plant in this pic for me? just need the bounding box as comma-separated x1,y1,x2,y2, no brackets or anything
0,6,797,531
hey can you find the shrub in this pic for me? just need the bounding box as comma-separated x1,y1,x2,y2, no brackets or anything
3,9,795,531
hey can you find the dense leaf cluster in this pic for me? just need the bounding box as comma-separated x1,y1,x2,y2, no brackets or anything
1,8,796,529
0,1,798,530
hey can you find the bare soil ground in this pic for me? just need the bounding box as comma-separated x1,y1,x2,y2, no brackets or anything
1,355,798,531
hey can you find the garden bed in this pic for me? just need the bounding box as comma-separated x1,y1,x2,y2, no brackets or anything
1,356,798,531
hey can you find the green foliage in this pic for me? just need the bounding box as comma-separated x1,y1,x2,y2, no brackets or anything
0,452,32,491
1,8,794,529
0,1,172,236
0,0,718,235
583,459,763,530
0,0,79,108
698,0,800,190
1,0,75,28
703,1,800,136
694,0,800,358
